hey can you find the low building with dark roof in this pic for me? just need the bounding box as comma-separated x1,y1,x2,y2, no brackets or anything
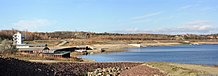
18,47,44,54
43,51,71,58
16,44,47,49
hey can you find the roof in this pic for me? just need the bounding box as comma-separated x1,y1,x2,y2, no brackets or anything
44,51,71,55
17,44,47,46
54,51,71,55
18,47,44,51
43,47,50,50
75,46,88,48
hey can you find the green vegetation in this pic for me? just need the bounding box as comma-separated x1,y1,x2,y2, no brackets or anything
0,39,17,53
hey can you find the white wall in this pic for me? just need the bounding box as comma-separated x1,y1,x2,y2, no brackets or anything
13,32,24,45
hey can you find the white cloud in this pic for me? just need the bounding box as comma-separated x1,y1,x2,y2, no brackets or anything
156,20,216,34
182,20,213,30
126,28,139,32
177,4,199,11
186,25,211,31
178,5,193,10
132,12,162,20
115,20,218,34
13,19,54,31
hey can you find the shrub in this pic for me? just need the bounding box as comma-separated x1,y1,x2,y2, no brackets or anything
0,39,17,53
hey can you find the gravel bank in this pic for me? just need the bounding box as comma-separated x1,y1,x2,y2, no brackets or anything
119,64,166,76
0,57,142,76
0,57,55,76
52,62,141,76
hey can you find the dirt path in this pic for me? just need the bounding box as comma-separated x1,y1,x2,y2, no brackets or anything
119,64,166,76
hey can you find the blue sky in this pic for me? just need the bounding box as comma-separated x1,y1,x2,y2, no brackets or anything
0,0,218,34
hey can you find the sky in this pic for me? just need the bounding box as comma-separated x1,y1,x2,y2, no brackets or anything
0,0,218,34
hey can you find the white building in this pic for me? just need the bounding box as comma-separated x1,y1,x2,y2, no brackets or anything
13,32,24,45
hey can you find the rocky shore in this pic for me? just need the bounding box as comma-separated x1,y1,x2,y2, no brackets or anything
2,56,217,76
52,62,141,76
0,57,55,76
87,67,131,76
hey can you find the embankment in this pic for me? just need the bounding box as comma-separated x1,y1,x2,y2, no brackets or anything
0,57,142,76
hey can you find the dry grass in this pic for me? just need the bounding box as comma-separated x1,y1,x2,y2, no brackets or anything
145,62,207,76
0,53,83,62
170,63,218,75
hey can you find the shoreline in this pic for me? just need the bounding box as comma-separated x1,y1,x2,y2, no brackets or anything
86,43,183,54
80,42,218,65
86,41,218,55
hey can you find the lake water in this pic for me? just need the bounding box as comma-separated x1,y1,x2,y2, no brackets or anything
80,44,218,65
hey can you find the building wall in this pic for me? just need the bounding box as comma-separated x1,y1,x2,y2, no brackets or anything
16,46,30,48
13,32,24,45
62,53,70,58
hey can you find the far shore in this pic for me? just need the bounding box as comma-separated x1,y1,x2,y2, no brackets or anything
85,41,218,54
78,41,218,62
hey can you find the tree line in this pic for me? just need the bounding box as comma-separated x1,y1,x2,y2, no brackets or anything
0,30,217,41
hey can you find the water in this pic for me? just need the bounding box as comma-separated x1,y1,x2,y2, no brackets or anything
80,44,218,65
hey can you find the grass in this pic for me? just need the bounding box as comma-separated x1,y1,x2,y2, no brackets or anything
145,62,207,76
0,52,83,62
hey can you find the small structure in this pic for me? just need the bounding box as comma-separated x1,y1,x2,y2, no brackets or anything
18,47,44,54
75,46,89,52
17,43,48,53
43,51,71,58
13,32,47,49
55,46,91,52
16,44,47,48
13,32,24,45
42,46,54,53
128,44,143,47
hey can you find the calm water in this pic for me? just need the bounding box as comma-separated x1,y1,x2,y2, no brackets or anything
80,44,218,65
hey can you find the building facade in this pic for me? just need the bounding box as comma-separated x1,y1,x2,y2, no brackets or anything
13,32,24,45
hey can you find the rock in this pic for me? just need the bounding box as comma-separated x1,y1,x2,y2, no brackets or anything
106,74,111,76
97,73,102,75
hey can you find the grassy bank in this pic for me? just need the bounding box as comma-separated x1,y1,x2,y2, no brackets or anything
0,52,83,63
145,62,218,76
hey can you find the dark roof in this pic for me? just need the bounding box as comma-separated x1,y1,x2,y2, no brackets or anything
44,51,70,55
54,51,70,55
43,47,50,50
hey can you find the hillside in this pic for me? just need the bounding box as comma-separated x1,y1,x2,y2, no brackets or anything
1,30,218,41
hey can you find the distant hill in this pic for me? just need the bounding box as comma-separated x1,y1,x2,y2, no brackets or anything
0,30,217,41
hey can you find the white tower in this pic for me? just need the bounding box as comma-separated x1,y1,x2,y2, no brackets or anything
13,32,24,45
